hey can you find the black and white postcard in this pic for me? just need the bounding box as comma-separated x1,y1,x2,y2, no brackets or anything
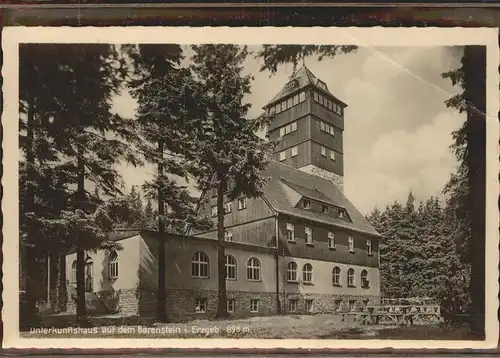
2,27,499,349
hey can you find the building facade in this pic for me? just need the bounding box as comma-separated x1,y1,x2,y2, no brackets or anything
64,66,381,321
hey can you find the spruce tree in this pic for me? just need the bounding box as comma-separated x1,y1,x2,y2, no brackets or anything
125,44,212,321
188,45,276,318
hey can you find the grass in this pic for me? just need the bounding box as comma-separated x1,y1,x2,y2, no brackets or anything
21,313,478,340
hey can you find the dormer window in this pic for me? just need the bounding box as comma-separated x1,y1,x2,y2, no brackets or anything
303,199,311,209
338,208,345,218
317,81,327,90
322,205,329,214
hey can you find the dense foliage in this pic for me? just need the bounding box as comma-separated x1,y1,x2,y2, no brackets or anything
367,193,470,308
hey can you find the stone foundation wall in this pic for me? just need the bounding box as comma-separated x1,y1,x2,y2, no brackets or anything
281,293,379,315
164,288,278,322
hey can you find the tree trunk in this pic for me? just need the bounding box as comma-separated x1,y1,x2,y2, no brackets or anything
75,150,87,324
22,97,40,327
157,140,167,322
464,45,486,338
215,176,228,319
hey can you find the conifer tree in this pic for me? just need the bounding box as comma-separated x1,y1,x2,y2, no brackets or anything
188,45,276,318
125,44,212,321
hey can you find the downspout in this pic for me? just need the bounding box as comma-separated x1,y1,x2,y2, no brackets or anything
274,213,281,314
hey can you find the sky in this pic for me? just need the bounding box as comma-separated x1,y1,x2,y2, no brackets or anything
111,45,464,215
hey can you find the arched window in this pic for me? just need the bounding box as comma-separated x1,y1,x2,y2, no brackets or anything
332,266,341,285
246,257,261,281
108,251,119,280
361,270,369,288
347,268,355,287
303,263,313,283
225,255,237,280
192,251,209,278
85,257,93,292
71,261,77,284
286,261,298,282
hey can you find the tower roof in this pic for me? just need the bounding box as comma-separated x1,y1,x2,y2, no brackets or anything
265,64,346,108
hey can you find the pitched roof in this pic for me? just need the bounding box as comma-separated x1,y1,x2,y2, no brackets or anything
261,161,380,237
266,64,342,107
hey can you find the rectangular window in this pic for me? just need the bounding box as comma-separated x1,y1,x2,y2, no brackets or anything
320,121,325,132
224,202,232,214
224,230,233,242
275,104,281,114
195,298,207,313
286,223,295,242
227,299,235,313
303,199,311,209
281,101,287,111
328,100,333,110
293,94,299,106
348,236,355,252
322,205,329,214
338,208,345,218
291,146,298,157
325,98,330,108
305,227,313,245
211,206,217,217
279,127,285,137
348,300,356,312
291,121,297,132
238,197,247,210
318,94,324,105
250,299,259,313
328,232,335,249
305,299,314,312
367,239,372,255
329,126,335,136
299,91,306,102
279,151,286,161
289,299,298,312
330,150,336,161
287,98,293,108
313,92,318,102
321,146,326,156
286,124,292,134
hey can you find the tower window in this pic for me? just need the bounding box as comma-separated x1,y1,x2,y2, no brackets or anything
285,124,291,135
291,146,298,157
287,98,293,108
279,151,286,161
275,104,281,114
320,146,326,156
313,92,319,102
330,150,336,161
320,121,325,132
318,94,324,105
329,126,335,136
279,127,285,137
281,102,287,112
293,94,299,106
299,91,306,102
291,121,297,132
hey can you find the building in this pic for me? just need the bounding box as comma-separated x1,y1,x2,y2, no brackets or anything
64,65,381,322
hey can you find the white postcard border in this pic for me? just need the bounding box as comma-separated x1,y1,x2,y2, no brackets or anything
2,26,499,350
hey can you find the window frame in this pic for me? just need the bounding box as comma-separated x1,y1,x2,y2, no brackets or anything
361,270,369,289
224,230,233,242
303,263,313,284
348,236,355,252
211,205,217,217
305,226,313,245
250,299,260,313
108,251,119,280
299,91,306,102
347,268,356,287
303,199,311,209
225,254,237,280
224,202,232,214
279,150,286,161
289,299,298,313
286,222,295,242
330,150,336,161
195,298,207,313
291,121,297,132
227,299,235,313
291,146,298,157
286,261,298,282
332,266,341,286
322,205,329,214
246,257,261,281
305,299,314,312
238,197,247,211
328,232,336,249
367,239,373,255
320,146,326,157
191,251,210,278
